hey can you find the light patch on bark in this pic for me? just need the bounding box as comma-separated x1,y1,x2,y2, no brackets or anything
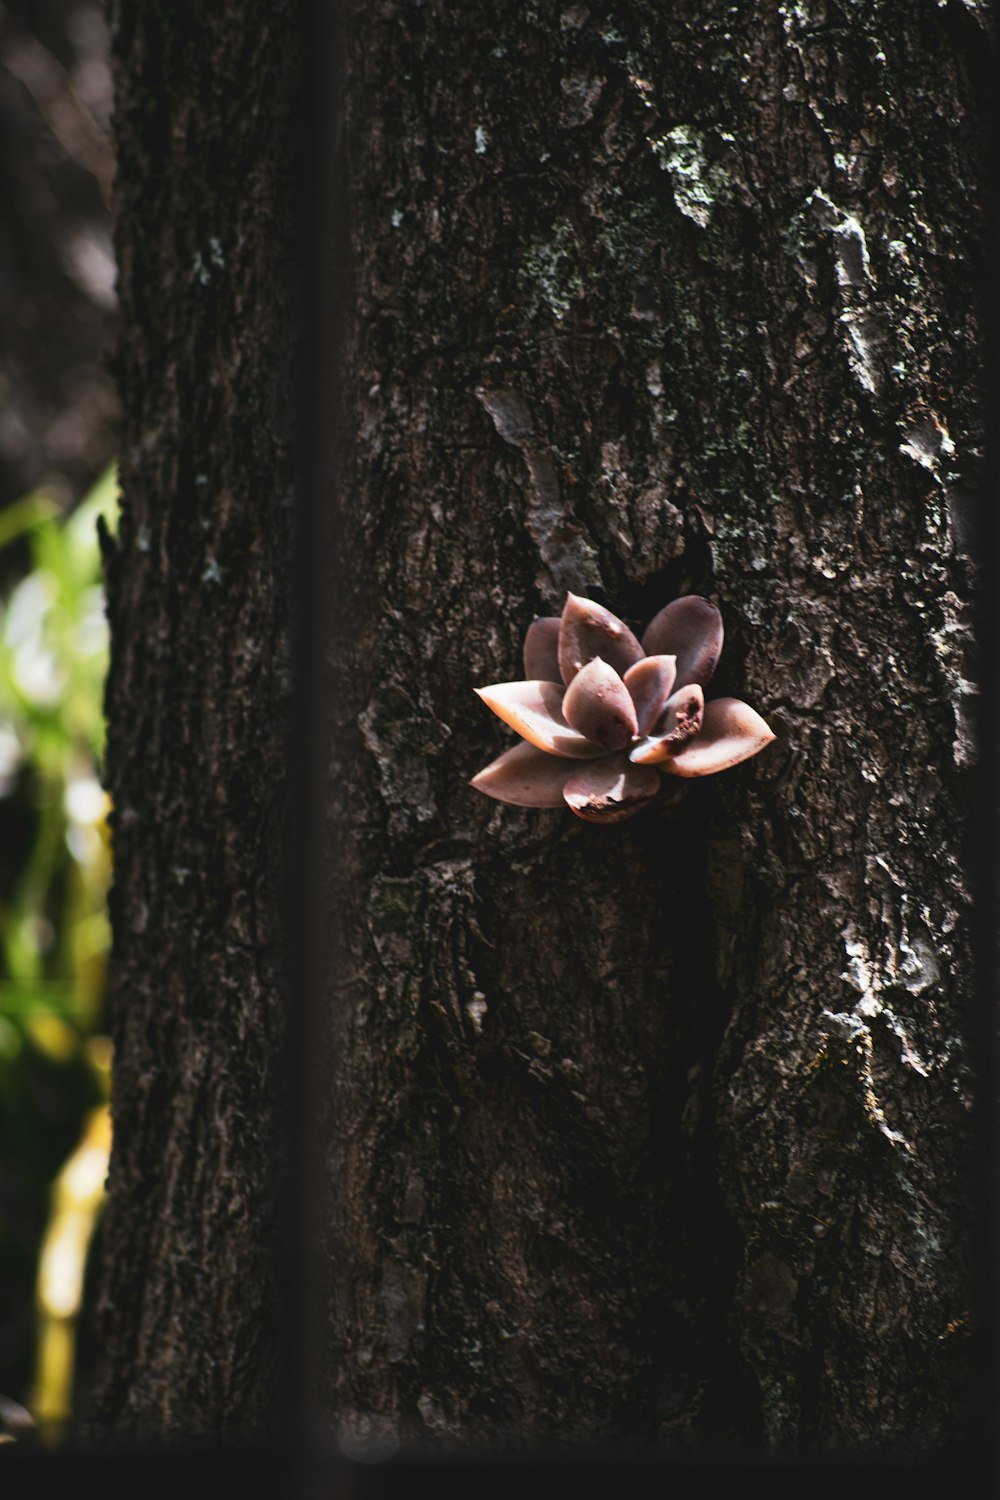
515,217,585,320
810,190,885,394
838,909,938,1081
649,125,731,228
818,1008,912,1151
358,687,443,835
899,415,955,471
592,439,686,577
417,1390,454,1433
381,1258,427,1363
477,387,601,597
930,592,978,769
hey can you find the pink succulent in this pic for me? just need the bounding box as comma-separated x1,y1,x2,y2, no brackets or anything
471,593,775,824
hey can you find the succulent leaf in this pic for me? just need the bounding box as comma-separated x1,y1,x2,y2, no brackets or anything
474,681,605,758
641,596,723,690
660,697,776,777
623,654,678,736
558,593,644,685
630,683,705,764
562,753,661,823
561,657,638,750
522,616,562,683
470,741,573,807
659,682,705,745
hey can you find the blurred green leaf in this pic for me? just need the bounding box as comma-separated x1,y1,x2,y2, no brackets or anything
0,495,59,553
0,465,118,1429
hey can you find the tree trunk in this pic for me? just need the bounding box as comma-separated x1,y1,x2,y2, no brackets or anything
91,0,298,1439
326,0,984,1457
94,0,986,1459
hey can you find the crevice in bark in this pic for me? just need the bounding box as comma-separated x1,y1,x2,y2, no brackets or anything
616,525,717,635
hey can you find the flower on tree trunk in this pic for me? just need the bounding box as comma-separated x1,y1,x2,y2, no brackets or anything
471,593,775,824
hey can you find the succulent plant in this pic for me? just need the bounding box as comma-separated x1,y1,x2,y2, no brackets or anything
471,593,775,824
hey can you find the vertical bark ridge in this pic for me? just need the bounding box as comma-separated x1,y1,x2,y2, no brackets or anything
92,1,298,1438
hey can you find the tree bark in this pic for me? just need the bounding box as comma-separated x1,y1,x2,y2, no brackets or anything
91,0,298,1439
94,0,986,1459
327,0,985,1457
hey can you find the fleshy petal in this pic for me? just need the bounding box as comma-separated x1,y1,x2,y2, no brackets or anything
641,596,724,689
474,681,604,758
470,741,573,807
623,654,677,736
630,683,705,764
523,616,562,683
561,657,638,750
558,592,644,685
661,697,776,778
563,753,661,824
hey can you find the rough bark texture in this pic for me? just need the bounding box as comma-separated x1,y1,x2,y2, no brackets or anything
92,0,985,1459
91,1,297,1438
327,0,985,1458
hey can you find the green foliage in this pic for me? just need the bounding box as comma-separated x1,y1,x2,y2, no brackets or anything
0,467,117,1413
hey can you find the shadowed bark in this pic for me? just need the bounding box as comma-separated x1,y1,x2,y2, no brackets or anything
91,0,298,1438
